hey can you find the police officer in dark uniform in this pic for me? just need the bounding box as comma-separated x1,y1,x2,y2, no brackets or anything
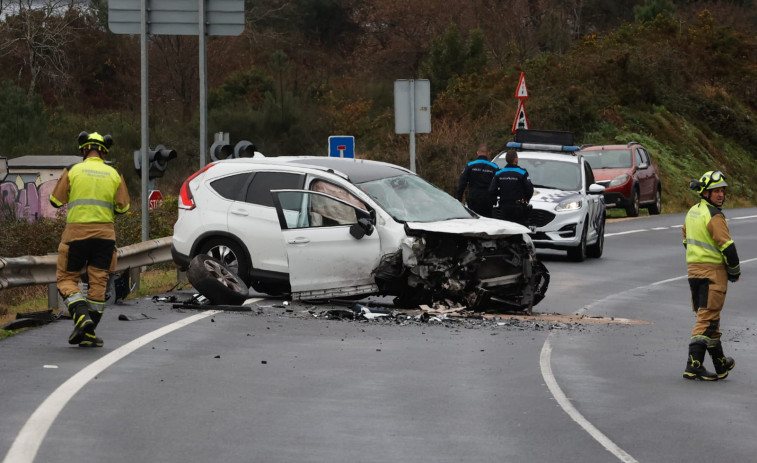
489,150,533,226
456,144,498,217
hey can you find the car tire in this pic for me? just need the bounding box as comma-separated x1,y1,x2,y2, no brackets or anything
647,186,662,215
187,255,249,305
198,238,251,286
567,222,588,262
587,215,605,259
625,187,640,217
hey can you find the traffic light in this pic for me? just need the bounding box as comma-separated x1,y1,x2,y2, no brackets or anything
209,139,257,162
134,145,177,179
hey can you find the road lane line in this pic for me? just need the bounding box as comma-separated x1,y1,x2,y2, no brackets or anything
540,334,639,463
3,310,222,463
543,256,757,461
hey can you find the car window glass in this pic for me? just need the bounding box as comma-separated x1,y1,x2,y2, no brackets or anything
639,148,650,166
358,174,471,222
245,172,305,207
582,150,631,169
518,159,581,191
276,191,360,229
634,149,645,167
210,173,250,200
310,180,366,210
584,161,595,186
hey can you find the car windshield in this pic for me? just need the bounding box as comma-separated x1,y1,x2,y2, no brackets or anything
519,158,581,191
357,174,472,222
581,149,632,169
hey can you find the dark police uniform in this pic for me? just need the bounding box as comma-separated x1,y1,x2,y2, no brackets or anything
489,163,534,226
456,156,498,217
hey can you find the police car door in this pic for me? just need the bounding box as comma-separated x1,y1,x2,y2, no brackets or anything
270,190,380,299
583,160,602,241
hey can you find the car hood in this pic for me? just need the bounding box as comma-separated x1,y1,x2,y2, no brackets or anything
405,217,529,237
531,188,581,205
590,167,631,181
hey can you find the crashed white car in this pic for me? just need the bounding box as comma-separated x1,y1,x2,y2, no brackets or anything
172,156,549,311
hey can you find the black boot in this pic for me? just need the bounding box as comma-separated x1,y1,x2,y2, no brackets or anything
707,342,735,379
79,309,104,347
68,301,94,345
683,342,718,381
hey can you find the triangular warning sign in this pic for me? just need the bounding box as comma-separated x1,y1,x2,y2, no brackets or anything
512,100,529,133
515,72,529,99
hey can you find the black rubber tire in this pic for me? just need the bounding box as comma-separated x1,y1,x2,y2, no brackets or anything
587,215,605,259
197,238,251,287
567,222,588,262
625,188,640,217
187,255,249,305
647,187,662,215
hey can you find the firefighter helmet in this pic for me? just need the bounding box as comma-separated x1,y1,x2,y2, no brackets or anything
689,170,727,195
77,131,114,154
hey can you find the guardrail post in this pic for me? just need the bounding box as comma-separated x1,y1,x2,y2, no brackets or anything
47,283,58,310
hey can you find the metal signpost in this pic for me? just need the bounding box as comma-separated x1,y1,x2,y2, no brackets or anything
394,79,431,173
108,0,244,241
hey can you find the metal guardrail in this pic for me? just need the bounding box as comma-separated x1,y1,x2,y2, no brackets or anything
0,237,174,308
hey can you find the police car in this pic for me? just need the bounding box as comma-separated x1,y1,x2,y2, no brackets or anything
493,130,606,261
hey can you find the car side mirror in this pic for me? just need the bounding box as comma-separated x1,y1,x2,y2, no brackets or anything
588,183,605,195
349,217,374,240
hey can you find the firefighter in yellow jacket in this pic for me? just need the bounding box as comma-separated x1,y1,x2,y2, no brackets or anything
50,132,130,347
682,170,740,380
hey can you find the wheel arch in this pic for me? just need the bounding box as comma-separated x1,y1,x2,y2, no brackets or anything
190,231,253,271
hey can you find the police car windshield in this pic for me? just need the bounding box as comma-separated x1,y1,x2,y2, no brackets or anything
582,149,632,169
519,158,581,191
357,174,472,222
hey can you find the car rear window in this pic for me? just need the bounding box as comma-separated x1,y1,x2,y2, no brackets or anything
244,171,305,207
210,173,250,200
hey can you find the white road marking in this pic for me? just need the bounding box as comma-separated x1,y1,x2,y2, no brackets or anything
540,335,638,463
3,310,222,463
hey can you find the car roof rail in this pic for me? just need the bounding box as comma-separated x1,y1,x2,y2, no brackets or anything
579,144,593,149
627,141,639,147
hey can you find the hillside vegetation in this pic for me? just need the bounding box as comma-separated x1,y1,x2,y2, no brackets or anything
0,1,755,232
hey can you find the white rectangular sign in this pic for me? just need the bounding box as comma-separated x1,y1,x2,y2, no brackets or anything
394,79,431,134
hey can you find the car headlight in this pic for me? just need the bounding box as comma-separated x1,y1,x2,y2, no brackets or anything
609,174,631,188
556,199,582,211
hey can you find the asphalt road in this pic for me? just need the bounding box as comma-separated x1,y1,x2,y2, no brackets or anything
2,207,756,463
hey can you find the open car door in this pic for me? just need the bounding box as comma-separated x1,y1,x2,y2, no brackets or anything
271,190,381,299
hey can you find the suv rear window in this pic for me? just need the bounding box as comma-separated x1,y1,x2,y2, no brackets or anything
210,173,249,200
245,171,305,207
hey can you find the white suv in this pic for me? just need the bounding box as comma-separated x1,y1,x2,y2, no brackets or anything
172,156,550,312
493,131,606,262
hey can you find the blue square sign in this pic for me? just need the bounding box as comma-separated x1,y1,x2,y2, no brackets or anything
329,136,355,158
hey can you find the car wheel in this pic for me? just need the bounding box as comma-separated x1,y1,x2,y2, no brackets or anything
187,255,249,305
647,187,662,215
587,215,605,259
198,238,251,286
625,187,640,217
567,222,588,262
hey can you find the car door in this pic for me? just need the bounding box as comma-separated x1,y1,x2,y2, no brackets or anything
226,171,305,274
635,147,654,202
271,190,381,299
583,160,603,241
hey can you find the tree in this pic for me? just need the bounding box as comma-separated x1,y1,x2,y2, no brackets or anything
420,24,488,98
0,0,86,98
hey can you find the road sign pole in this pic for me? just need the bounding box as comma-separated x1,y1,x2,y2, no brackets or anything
140,0,149,243
199,0,207,168
409,79,416,173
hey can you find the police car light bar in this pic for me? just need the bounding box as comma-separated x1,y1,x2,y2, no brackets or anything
506,141,581,152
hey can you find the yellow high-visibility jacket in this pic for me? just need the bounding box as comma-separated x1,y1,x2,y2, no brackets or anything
50,157,130,224
682,199,740,278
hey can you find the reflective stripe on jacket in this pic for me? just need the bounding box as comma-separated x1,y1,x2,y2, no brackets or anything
50,157,130,223
683,199,740,276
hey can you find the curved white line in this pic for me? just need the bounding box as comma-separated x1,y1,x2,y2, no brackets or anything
540,334,638,463
3,310,222,463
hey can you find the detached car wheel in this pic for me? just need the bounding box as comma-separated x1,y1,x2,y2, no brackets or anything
187,255,250,305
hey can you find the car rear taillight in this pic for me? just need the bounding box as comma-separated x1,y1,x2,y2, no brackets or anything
179,164,214,210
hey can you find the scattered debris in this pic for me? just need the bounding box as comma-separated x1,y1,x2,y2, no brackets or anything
118,313,155,321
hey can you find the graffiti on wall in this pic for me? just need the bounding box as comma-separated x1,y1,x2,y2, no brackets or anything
1,176,63,221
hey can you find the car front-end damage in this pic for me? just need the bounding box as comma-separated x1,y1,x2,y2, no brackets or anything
373,221,549,313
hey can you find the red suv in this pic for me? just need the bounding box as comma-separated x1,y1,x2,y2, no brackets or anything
580,142,661,217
